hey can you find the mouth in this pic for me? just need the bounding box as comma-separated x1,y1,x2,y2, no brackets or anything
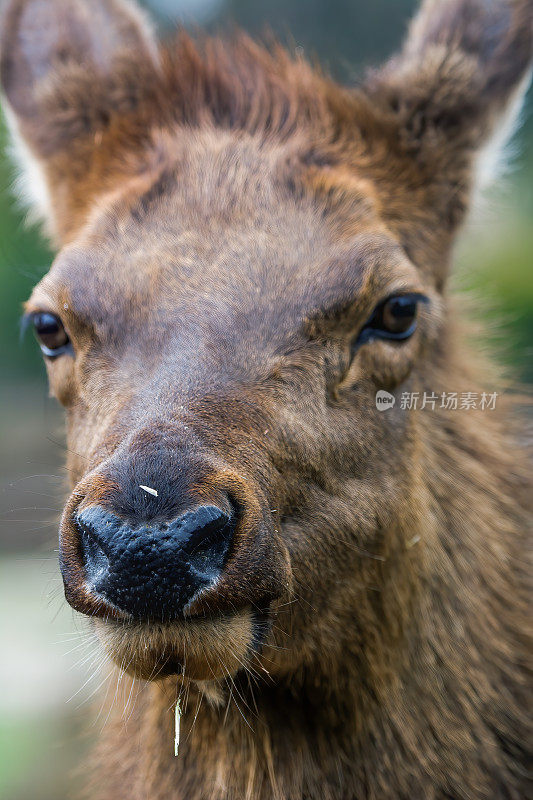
94,606,271,682
59,478,290,682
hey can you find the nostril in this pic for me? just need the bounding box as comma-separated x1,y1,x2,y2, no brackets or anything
179,505,235,579
75,512,111,592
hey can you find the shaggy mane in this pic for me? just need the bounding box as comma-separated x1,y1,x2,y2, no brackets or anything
160,32,337,138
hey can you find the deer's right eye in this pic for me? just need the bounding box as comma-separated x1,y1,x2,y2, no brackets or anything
30,312,72,357
355,293,428,347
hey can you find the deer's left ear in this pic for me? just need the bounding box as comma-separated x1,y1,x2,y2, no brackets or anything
0,0,159,237
362,0,532,273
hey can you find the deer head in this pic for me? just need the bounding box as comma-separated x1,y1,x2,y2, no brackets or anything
1,0,531,688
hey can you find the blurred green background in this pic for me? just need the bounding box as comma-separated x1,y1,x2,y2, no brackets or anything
0,1,531,798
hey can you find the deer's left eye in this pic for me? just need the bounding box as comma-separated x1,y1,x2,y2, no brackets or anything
357,293,427,346
29,312,71,357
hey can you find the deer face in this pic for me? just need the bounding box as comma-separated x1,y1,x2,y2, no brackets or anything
24,129,436,679
2,0,530,682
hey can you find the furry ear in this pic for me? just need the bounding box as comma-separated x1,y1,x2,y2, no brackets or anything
365,0,532,221
0,0,158,233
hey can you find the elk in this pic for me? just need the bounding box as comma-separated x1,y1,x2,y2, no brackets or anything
1,0,532,797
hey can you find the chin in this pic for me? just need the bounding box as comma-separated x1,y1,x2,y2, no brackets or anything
93,609,257,682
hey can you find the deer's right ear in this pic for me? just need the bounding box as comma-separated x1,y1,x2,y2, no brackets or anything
0,0,158,235
359,0,532,285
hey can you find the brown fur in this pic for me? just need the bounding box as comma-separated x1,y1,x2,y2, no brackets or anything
1,1,532,798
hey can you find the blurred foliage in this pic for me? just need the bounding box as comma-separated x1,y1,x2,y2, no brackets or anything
0,121,53,379
208,0,418,76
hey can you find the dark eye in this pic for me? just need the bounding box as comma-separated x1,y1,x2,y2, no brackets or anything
357,293,427,346
29,312,71,357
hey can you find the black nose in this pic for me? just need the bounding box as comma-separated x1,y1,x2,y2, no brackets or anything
74,504,235,620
